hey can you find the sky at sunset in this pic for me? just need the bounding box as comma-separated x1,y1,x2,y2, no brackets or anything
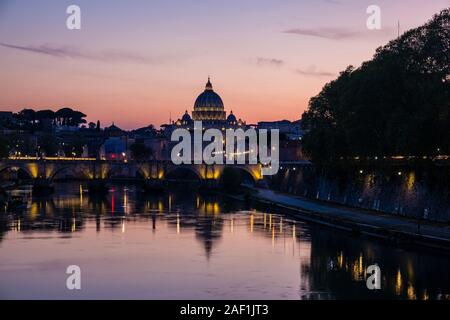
0,0,448,129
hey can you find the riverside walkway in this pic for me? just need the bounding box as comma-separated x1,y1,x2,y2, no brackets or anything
251,188,450,251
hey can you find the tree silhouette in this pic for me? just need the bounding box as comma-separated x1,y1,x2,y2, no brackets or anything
302,9,450,163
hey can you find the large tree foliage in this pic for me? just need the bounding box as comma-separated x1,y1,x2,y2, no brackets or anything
14,107,87,130
302,9,450,163
38,134,59,157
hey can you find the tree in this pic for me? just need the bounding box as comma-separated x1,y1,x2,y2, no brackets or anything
63,136,86,157
35,110,55,130
16,109,36,129
56,108,74,126
38,134,59,157
7,134,35,156
301,9,450,163
17,109,36,123
70,111,87,127
55,108,86,127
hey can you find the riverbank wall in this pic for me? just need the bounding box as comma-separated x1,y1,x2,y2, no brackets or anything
270,165,450,223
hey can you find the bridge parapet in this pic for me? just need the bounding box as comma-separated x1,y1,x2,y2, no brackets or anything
0,159,264,182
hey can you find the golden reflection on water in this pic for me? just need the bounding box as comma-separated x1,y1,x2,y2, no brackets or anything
407,172,416,191
407,283,417,300
338,252,344,269
2,183,450,300
272,224,275,248
423,289,429,301
352,254,365,281
396,269,403,295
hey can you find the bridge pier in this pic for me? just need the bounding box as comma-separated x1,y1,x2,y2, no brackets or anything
32,179,55,195
200,179,219,190
88,179,109,195
143,179,165,193
0,187,7,207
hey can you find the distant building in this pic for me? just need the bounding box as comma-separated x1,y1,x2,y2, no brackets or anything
104,123,125,137
102,137,127,161
257,119,304,141
131,136,168,161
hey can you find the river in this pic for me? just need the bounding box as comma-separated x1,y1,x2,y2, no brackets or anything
0,182,449,299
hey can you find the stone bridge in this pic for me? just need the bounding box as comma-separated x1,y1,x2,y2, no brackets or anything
0,158,264,184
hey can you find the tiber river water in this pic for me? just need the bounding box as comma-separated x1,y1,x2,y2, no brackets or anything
0,182,449,300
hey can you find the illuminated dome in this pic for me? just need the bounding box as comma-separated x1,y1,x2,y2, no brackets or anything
192,78,226,121
227,111,237,123
181,110,192,122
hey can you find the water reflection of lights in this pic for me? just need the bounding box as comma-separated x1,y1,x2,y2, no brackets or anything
111,193,115,214
4,184,449,300
407,284,417,300
79,185,83,204
272,225,275,248
337,252,344,269
396,269,403,295
124,190,128,214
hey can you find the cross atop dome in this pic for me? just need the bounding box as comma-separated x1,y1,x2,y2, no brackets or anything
205,77,213,91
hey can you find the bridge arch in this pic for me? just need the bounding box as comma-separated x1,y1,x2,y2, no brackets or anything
0,164,35,179
165,166,202,181
49,166,82,181
228,166,258,185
